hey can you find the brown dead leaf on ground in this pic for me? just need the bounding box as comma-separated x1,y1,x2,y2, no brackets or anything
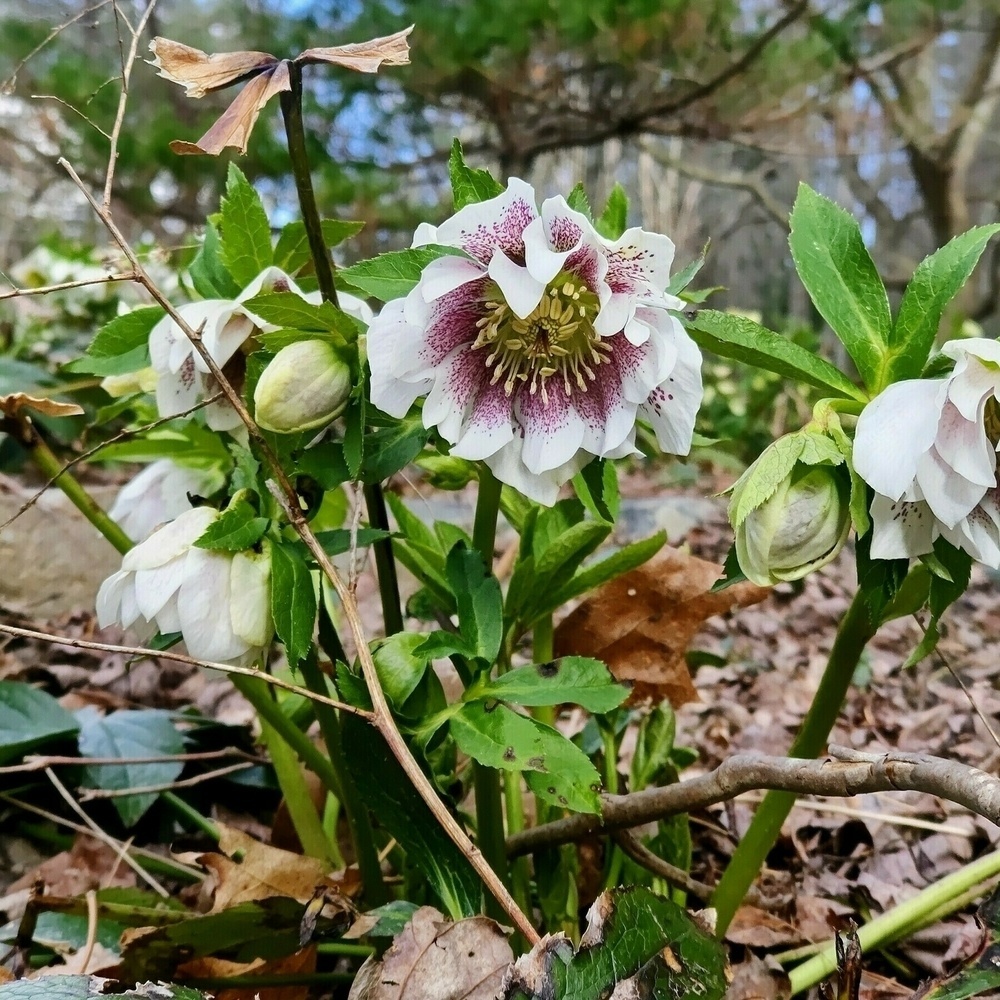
724,955,790,1000
349,906,512,1000
187,824,351,916
725,905,803,948
554,547,769,706
177,944,317,1000
7,835,137,897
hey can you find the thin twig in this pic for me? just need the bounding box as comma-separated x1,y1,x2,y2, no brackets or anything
44,768,169,896
78,761,254,800
612,830,712,902
507,745,1000,856
0,272,136,300
0,623,373,720
78,890,98,973
56,157,540,944
1,748,262,775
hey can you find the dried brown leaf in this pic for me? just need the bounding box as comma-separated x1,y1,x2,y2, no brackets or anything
554,547,769,706
298,25,413,72
7,835,137,897
149,37,277,97
348,906,513,1000
177,945,317,1000
725,905,803,948
169,61,291,156
0,393,84,418
725,955,790,1000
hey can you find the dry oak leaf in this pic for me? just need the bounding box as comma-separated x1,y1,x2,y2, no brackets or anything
177,944,317,1000
150,26,412,155
0,393,84,419
348,906,513,1000
554,547,768,707
192,823,350,916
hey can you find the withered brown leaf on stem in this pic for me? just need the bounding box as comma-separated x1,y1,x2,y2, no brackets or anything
149,26,413,156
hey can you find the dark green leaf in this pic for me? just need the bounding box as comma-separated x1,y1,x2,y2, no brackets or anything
342,714,482,919
270,542,317,665
688,309,865,401
371,632,432,710
96,423,232,467
668,242,710,295
0,681,79,765
888,224,1000,384
78,707,184,827
710,544,748,592
450,702,602,813
190,218,241,299
193,497,268,551
789,184,890,390
573,459,619,523
356,900,421,938
446,544,503,662
240,292,357,336
630,702,677,790
449,138,504,209
294,439,350,491
273,219,365,274
218,163,273,286
341,246,469,301
360,419,430,482
312,527,390,557
343,391,366,479
595,183,628,240
480,657,628,713
66,307,161,376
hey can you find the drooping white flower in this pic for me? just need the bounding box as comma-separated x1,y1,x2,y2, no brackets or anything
97,506,272,665
149,267,372,431
853,338,1000,565
108,459,221,542
367,179,703,505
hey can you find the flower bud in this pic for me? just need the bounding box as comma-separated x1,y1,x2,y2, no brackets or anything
101,367,158,398
254,339,352,434
734,461,850,586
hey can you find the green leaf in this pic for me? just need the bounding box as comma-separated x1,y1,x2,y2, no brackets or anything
668,242,710,296
687,309,865,401
270,542,316,665
193,496,268,551
190,218,241,299
595,183,628,240
500,887,726,1000
630,702,677,790
96,423,232,467
480,657,628,713
78,707,184,827
342,714,483,919
355,900,421,938
728,434,804,528
341,246,469,301
446,543,503,662
218,163,273,286
788,184,891,390
371,632,432,710
311,527,390,557
566,183,592,219
343,390,365,479
450,702,602,813
66,307,161,376
360,418,430,482
448,138,504,209
573,459,619,523
887,224,1000,384
241,292,357,336
273,219,365,274
548,531,666,609
0,979,207,1000
0,681,79,765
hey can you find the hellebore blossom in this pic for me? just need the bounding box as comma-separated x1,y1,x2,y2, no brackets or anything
97,506,272,666
254,339,353,433
853,339,1000,565
735,464,850,586
109,459,220,542
149,266,371,431
367,179,703,505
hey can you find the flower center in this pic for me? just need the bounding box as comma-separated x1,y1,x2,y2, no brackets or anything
472,271,610,403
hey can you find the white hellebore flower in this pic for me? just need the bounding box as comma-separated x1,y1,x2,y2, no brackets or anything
367,179,703,505
97,506,272,666
149,266,372,431
854,338,1000,565
109,459,219,542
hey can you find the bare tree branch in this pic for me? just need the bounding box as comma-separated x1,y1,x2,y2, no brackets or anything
507,745,1000,856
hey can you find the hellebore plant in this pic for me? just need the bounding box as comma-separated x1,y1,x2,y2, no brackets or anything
18,20,1000,1000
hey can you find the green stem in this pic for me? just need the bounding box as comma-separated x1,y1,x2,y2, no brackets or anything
161,791,219,841
472,464,508,918
316,942,375,957
185,973,356,989
711,589,876,934
259,713,336,863
17,422,132,555
299,650,388,905
788,848,1000,993
364,483,404,636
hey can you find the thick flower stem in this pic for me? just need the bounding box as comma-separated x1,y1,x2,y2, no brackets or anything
710,589,876,934
6,416,132,555
472,465,511,917
364,483,404,636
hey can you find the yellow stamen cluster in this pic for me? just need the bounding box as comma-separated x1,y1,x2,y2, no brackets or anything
472,272,610,403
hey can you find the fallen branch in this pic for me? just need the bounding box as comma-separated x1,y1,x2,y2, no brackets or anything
507,745,1000,856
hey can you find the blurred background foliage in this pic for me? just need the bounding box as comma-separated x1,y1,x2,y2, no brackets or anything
2,0,998,464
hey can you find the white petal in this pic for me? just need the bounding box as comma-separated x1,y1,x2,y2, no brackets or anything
915,446,988,528
411,222,439,247
641,328,703,456
868,494,937,559
602,226,676,295
133,556,190,621
487,250,546,319
230,550,272,648
516,389,586,474
435,177,538,265
931,400,995,487
449,379,515,460
205,397,244,431
593,292,634,337
483,436,582,506
523,215,574,285
947,360,997,421
236,266,303,304
156,593,183,635
942,337,1000,367
368,300,435,419
203,313,255,368
122,506,218,572
339,292,374,326
96,569,129,628
176,548,246,662
853,378,947,500
154,356,203,419
148,315,176,372
416,255,485,304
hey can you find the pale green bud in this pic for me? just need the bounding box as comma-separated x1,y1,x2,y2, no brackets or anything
734,462,850,587
253,340,352,434
101,367,158,398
